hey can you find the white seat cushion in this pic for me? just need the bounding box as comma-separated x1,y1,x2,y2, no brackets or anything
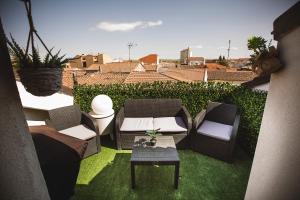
153,117,187,132
120,117,154,131
59,124,97,140
27,120,46,126
197,120,233,141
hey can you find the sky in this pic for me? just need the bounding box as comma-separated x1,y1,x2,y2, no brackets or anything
0,0,298,60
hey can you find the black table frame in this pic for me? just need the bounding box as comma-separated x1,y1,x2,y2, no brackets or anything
131,160,180,189
130,136,180,189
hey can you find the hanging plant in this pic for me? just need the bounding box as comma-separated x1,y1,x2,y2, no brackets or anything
6,0,66,96
247,36,282,76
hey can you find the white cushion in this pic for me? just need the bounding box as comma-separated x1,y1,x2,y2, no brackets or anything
120,117,154,131
27,120,46,126
153,117,187,132
197,120,233,141
59,124,96,140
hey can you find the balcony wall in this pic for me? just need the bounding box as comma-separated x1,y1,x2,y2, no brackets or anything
245,2,300,199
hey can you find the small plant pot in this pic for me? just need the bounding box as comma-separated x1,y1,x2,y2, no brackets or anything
256,57,282,75
150,138,157,146
253,47,282,76
18,67,62,96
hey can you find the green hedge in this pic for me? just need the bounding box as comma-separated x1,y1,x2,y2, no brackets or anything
74,82,267,157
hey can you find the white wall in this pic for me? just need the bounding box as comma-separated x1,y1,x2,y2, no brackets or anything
253,83,269,91
245,26,300,200
17,81,73,111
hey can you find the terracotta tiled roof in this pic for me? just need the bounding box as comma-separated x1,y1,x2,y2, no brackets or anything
161,68,205,83
63,69,87,77
77,73,128,85
143,64,157,71
139,54,158,64
124,72,176,84
62,72,128,95
207,71,257,82
189,57,204,61
205,63,227,71
86,64,101,71
86,62,140,73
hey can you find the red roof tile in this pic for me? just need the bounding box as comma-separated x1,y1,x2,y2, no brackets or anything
124,72,176,84
161,68,205,83
207,71,257,82
139,54,159,64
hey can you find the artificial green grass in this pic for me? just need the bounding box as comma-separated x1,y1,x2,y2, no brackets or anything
72,147,252,200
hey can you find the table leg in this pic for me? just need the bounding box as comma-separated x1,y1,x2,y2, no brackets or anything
174,162,179,189
131,162,135,189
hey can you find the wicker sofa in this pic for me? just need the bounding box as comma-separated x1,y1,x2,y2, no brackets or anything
115,99,192,149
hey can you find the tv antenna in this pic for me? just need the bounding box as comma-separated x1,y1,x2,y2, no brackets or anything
227,40,231,60
127,42,137,62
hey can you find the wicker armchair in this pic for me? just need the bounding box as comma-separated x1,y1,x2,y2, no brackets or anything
191,102,240,162
47,104,100,158
115,99,192,149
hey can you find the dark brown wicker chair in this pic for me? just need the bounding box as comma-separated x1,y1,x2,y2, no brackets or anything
191,102,240,162
47,104,101,158
115,99,192,149
30,125,88,200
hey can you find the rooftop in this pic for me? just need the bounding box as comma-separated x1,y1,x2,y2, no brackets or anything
124,72,176,83
161,68,205,82
207,71,256,82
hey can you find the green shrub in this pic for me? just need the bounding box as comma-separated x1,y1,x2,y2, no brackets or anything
74,81,267,157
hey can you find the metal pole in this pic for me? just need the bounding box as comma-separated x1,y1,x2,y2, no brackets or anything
227,40,231,60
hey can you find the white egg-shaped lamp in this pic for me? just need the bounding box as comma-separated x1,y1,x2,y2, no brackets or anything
91,95,113,115
90,95,115,136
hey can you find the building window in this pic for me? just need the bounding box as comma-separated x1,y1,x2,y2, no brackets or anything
82,61,87,68
93,56,98,63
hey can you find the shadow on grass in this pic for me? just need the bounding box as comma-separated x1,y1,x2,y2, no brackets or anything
72,146,251,200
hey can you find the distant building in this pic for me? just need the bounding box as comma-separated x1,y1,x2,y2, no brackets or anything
85,61,145,73
180,48,192,65
65,53,112,69
180,47,205,65
189,57,205,66
139,54,159,65
228,58,251,68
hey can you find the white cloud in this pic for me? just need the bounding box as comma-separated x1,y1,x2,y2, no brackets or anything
145,20,163,27
95,20,163,32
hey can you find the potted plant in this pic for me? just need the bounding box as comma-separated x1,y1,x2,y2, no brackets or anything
247,36,282,76
6,0,66,96
7,36,66,96
145,129,161,146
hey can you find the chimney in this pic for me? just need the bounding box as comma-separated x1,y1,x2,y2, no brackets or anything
204,68,208,82
72,72,78,86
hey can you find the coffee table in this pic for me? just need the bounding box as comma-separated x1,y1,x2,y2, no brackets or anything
130,136,180,189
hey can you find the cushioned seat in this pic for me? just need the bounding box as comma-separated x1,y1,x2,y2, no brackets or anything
191,102,240,162
120,117,154,131
115,99,192,149
60,124,97,140
154,117,187,132
47,104,100,158
197,120,233,141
